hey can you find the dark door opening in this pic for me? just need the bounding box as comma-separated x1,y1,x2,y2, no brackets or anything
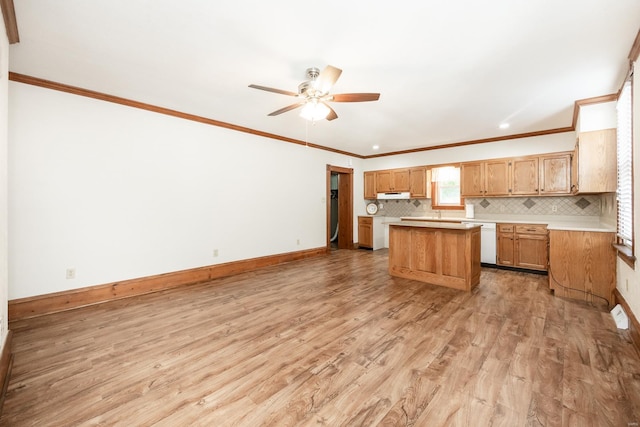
326,165,353,250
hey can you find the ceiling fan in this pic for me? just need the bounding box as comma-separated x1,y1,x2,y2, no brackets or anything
249,65,380,121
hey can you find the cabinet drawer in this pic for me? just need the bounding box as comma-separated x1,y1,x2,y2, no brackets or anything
359,216,373,225
515,224,547,235
497,224,515,233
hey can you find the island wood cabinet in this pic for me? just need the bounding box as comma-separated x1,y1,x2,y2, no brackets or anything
571,128,617,194
497,223,548,271
389,222,481,291
461,153,571,197
548,230,616,307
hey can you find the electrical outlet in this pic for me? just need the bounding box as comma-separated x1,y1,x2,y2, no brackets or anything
66,268,76,279
297,239,300,245
626,279,629,291
500,205,505,212
213,249,219,257
551,205,558,212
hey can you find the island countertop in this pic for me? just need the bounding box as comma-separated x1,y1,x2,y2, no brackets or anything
397,216,615,233
389,220,482,231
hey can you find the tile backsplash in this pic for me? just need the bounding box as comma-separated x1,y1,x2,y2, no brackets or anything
371,194,611,218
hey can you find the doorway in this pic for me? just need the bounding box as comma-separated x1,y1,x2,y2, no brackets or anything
326,165,353,250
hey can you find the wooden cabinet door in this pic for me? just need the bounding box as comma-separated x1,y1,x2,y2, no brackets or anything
364,172,376,199
409,167,427,198
548,230,616,306
571,142,579,193
376,171,392,193
515,233,548,270
496,224,515,266
511,158,539,195
358,217,373,248
575,129,617,193
392,169,411,192
460,162,484,197
484,159,510,196
539,153,571,195
375,169,410,192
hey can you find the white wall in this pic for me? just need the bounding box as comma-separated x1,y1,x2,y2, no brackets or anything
577,101,617,132
0,12,9,338
616,65,640,322
8,83,361,299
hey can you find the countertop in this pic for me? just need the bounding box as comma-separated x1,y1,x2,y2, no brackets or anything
389,220,482,230
395,215,616,233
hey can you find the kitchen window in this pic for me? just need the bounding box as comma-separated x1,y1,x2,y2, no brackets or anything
615,76,635,266
431,165,464,210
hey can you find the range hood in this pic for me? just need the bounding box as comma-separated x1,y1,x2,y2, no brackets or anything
377,192,411,200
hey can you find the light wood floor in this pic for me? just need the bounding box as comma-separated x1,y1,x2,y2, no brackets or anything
3,249,640,426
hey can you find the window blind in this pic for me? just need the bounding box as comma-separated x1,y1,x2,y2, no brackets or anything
617,78,633,247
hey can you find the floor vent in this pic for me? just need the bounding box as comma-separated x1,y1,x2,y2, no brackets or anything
611,304,629,329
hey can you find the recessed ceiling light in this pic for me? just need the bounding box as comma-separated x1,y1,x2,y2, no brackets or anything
499,123,510,129
372,145,380,150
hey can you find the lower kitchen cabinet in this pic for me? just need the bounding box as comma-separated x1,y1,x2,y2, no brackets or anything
358,216,386,250
548,230,616,307
358,216,373,249
497,223,548,271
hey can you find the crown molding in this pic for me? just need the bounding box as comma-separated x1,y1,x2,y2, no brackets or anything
629,29,640,63
0,0,18,43
9,72,362,158
571,93,619,131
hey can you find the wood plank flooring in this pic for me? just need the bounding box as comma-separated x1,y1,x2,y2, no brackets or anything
2,249,640,426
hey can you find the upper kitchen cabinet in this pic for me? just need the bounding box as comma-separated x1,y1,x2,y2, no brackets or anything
511,157,539,196
460,162,484,197
409,167,429,199
539,153,571,195
364,171,376,199
376,168,410,193
364,167,428,199
460,160,509,197
572,129,617,194
484,159,510,196
461,152,572,197
461,156,539,197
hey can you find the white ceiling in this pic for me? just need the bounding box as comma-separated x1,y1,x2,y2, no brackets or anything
8,1,640,157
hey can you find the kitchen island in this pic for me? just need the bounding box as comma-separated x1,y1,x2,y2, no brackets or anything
389,221,482,291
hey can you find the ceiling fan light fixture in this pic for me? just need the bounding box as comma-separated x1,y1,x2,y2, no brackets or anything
300,100,330,121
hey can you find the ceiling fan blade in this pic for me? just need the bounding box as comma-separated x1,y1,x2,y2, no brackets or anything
249,84,298,97
268,102,304,116
324,103,338,121
315,65,342,94
331,93,380,102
